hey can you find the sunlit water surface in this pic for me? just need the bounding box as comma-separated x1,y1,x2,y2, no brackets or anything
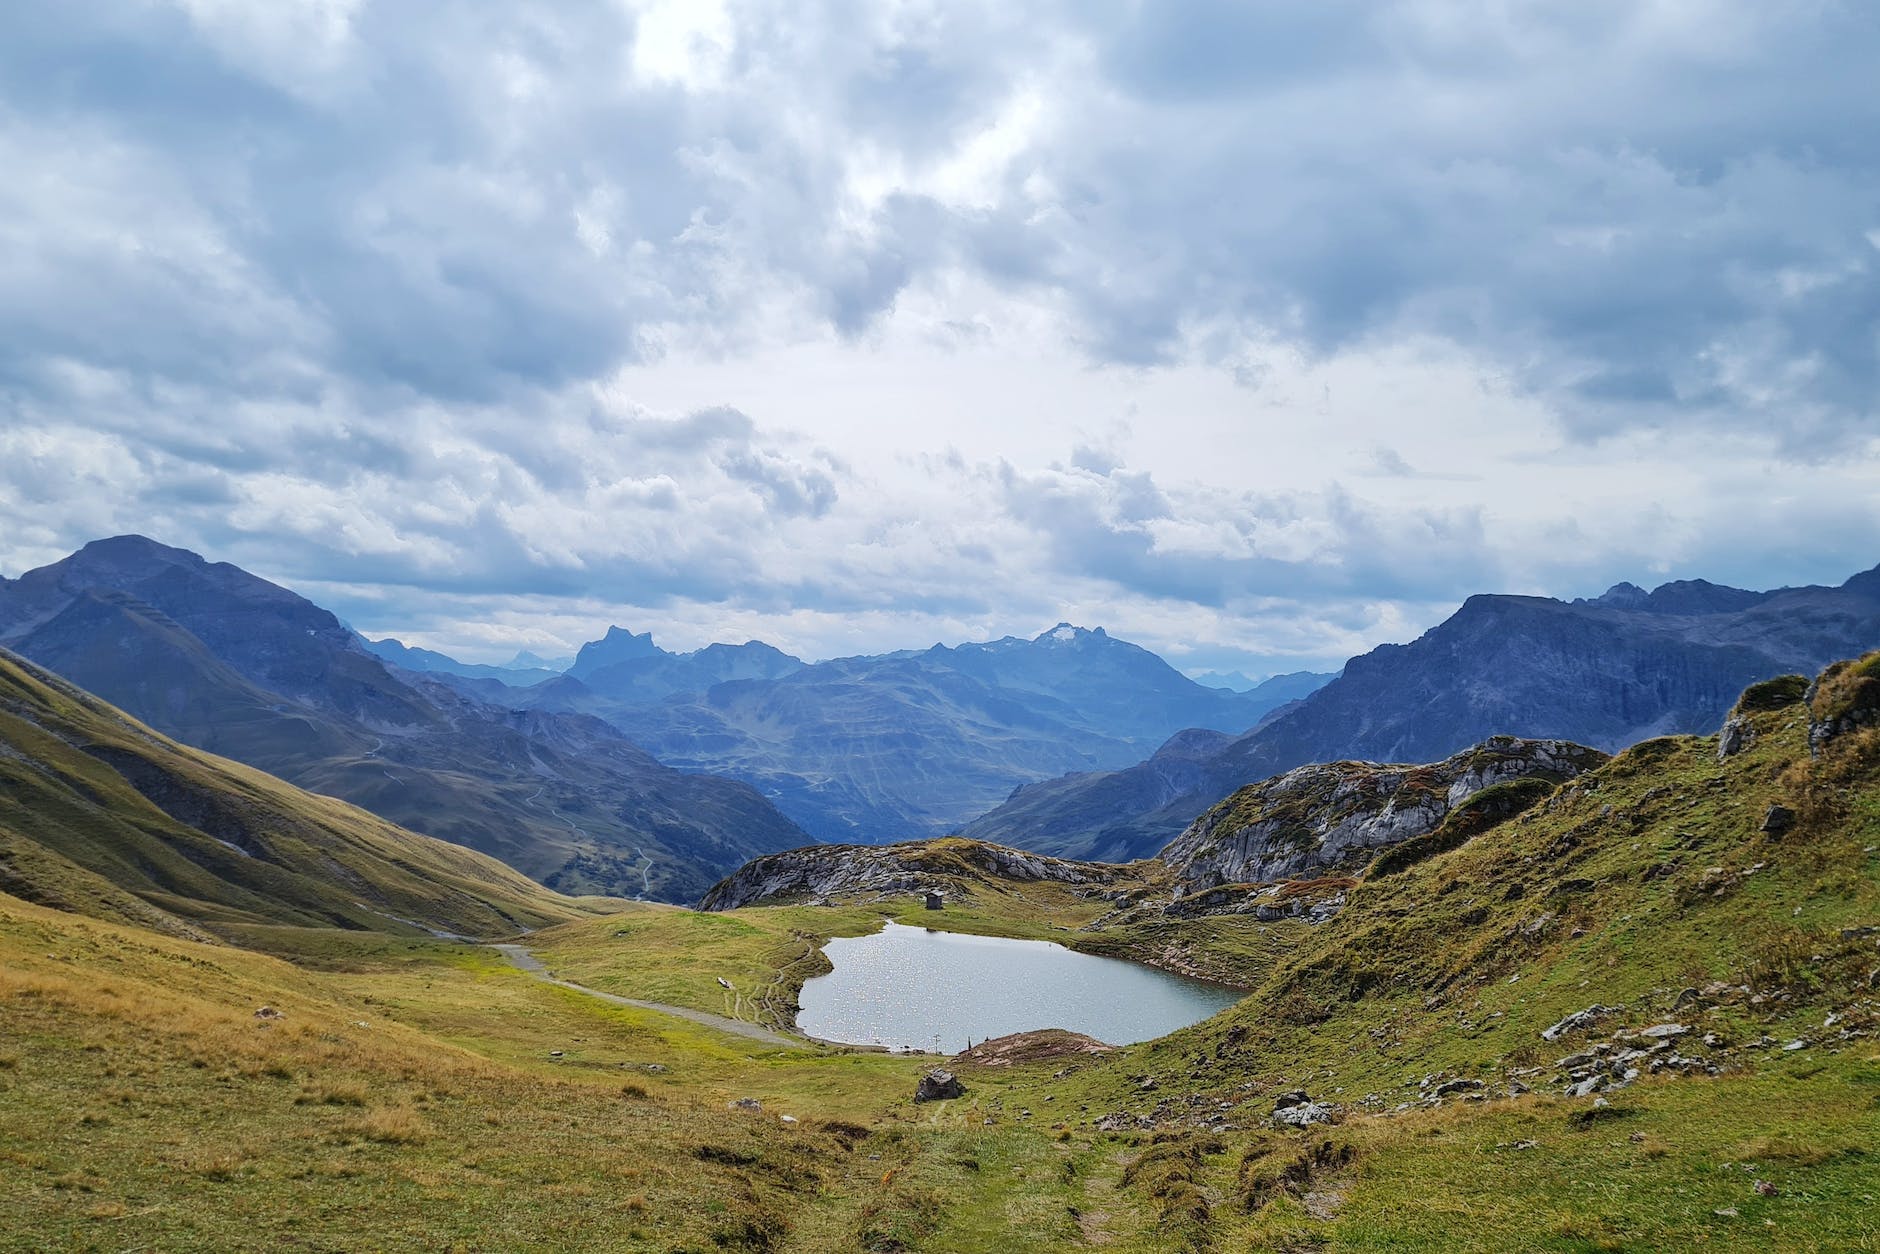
795,921,1243,1053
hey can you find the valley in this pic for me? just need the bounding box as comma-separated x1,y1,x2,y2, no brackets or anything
10,11,1876,1250
3,651,1877,1250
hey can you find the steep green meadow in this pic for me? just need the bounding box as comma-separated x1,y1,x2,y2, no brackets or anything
0,649,591,939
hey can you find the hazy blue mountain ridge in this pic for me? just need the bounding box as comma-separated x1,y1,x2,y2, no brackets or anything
516,623,1330,842
959,567,1880,861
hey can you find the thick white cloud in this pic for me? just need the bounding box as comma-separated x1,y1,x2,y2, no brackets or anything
1,0,1877,675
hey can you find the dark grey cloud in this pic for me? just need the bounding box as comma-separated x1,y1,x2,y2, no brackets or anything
7,1,1875,444
1,0,1876,673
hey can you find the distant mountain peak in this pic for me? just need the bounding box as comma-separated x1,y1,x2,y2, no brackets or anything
1036,623,1107,645
601,625,658,650
1591,581,1649,607
55,534,209,580
569,625,665,678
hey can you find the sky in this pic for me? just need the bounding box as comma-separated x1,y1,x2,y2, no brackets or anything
1,1,1877,678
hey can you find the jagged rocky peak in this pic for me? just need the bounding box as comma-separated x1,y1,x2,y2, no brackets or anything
1161,736,1608,888
1038,622,1107,645
569,625,663,676
1589,581,1649,608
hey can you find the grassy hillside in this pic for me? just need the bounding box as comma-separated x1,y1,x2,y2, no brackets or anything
900,661,1880,1250
0,892,927,1252
0,648,591,940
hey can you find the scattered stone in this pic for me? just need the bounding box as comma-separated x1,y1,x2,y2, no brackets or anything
1673,987,1700,1010
1137,1076,1159,1092
1716,717,1755,760
730,1098,762,1112
1638,1024,1690,1040
1568,1075,1606,1098
254,1005,283,1020
1095,1112,1150,1133
1541,1005,1622,1042
915,1069,964,1103
1760,804,1796,835
1715,1207,1739,1218
549,1050,564,1059
1782,1039,1808,1052
1754,1180,1777,1197
779,1114,798,1126
1432,1078,1485,1098
1274,1100,1337,1128
1510,1139,1538,1151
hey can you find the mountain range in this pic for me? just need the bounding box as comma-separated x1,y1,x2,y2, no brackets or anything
0,535,1333,889
960,566,1880,861
0,536,807,902
504,623,1326,841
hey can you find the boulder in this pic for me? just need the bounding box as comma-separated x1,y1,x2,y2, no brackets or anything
1760,804,1796,835
1541,1005,1623,1042
914,1069,964,1103
1716,716,1755,760
1273,1098,1336,1127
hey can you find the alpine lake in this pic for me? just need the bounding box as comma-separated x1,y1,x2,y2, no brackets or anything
796,920,1244,1053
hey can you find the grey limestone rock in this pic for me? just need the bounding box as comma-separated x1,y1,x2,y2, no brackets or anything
915,1069,964,1103
1162,737,1605,887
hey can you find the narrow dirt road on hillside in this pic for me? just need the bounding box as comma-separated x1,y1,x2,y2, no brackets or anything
489,943,808,1050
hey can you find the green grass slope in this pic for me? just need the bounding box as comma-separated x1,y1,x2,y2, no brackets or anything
0,648,593,940
934,658,1880,1249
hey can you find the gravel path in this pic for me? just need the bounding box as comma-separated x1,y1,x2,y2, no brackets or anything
489,943,809,1050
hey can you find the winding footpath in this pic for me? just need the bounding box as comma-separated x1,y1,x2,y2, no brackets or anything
489,943,808,1051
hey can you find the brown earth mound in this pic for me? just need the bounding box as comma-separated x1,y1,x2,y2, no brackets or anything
954,1029,1116,1067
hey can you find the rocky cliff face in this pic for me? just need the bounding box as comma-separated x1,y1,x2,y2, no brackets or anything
1161,737,1607,888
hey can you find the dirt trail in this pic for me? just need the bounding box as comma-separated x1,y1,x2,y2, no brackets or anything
489,943,808,1050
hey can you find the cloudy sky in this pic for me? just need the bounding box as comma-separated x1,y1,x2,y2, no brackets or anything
2,1,1876,677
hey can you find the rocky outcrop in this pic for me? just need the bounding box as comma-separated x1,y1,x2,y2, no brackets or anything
697,836,1133,911
914,1069,963,1102
705,738,1606,919
1807,652,1880,756
1161,738,1606,888
954,1029,1115,1067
